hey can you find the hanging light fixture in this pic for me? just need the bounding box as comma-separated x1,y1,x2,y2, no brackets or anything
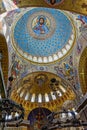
41,109,87,130
0,98,24,123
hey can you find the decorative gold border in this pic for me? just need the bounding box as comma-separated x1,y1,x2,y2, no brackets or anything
79,47,87,95
11,8,76,65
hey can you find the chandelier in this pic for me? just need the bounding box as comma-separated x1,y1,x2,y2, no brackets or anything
0,98,24,123
41,109,87,130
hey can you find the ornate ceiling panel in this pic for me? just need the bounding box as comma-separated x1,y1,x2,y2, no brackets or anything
10,71,76,113
11,7,76,64
1,0,87,15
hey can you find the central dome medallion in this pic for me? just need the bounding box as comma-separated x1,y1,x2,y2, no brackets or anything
27,11,56,40
12,8,75,63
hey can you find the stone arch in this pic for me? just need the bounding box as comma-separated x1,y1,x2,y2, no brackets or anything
79,47,87,95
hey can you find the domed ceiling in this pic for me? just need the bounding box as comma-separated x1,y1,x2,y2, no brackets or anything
11,71,76,111
12,7,75,63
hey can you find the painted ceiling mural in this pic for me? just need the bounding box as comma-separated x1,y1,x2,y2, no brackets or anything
0,0,87,117
11,71,75,104
12,8,75,63
1,0,87,15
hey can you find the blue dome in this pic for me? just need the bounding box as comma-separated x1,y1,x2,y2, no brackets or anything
14,8,72,57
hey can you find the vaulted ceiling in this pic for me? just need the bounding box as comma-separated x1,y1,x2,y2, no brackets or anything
0,0,87,116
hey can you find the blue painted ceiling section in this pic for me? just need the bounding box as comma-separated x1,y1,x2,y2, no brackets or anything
14,8,72,57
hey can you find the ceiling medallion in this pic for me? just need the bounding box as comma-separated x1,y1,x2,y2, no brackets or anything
27,11,56,40
44,0,65,6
